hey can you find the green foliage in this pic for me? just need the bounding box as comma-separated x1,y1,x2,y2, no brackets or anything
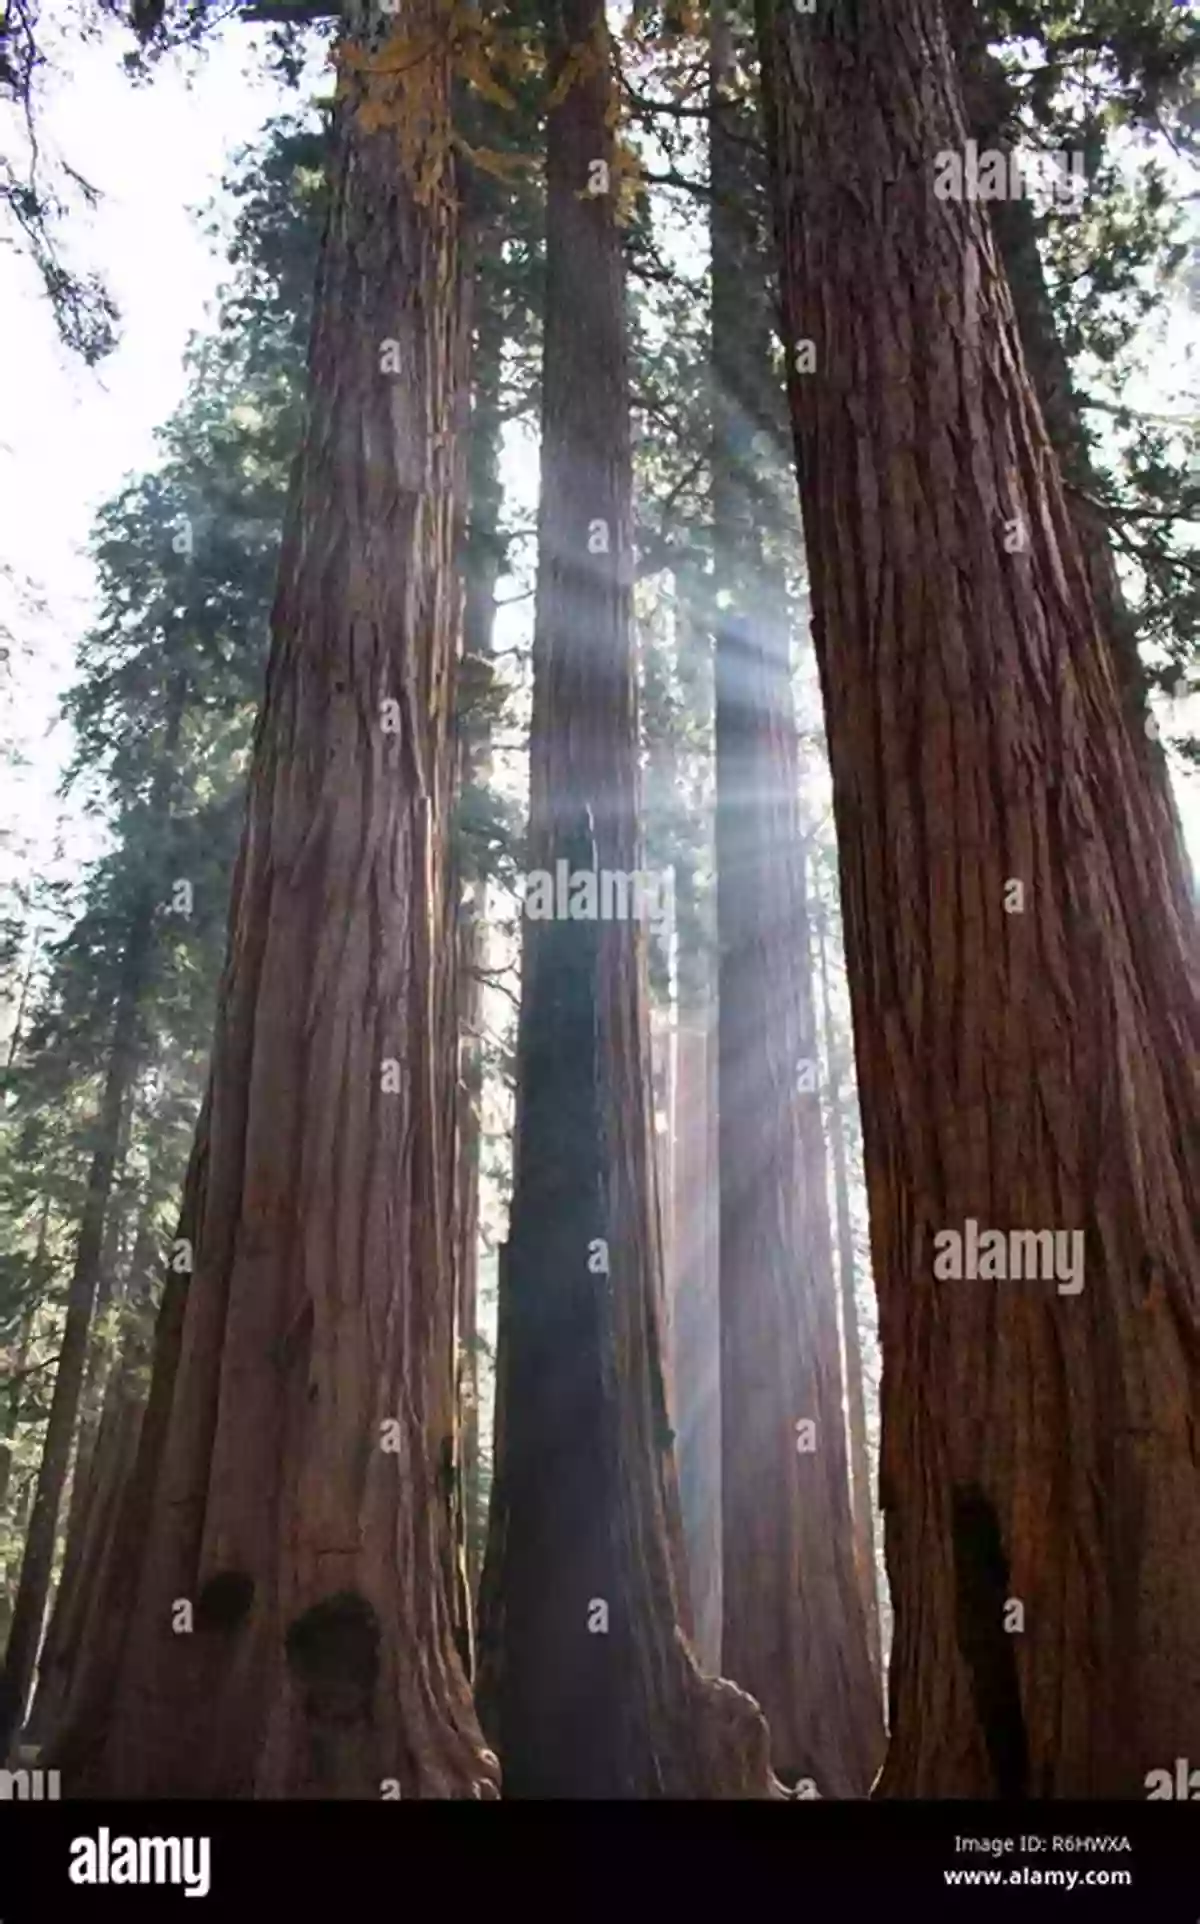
982,0,1200,746
0,108,327,1583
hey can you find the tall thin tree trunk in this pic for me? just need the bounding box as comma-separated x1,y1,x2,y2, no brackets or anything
0,678,182,1759
455,860,484,1645
0,1485,33,1672
650,1001,675,1319
26,1199,160,1750
757,0,1200,1796
44,1105,208,1778
4,923,41,1070
669,991,721,1674
25,1185,150,1746
710,1,881,1794
477,0,773,1798
0,1204,49,1659
0,1319,32,1537
0,1201,46,1527
455,260,506,1615
663,592,722,1679
45,0,494,1798
816,879,881,1688
0,1328,34,1665
50,1113,135,1625
434,159,480,1702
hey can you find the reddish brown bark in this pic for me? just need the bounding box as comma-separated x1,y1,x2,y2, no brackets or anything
44,0,494,1797
757,0,1200,1796
947,0,1194,915
710,6,881,1794
476,0,773,1797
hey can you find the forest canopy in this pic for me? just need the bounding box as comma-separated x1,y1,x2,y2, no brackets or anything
0,0,1197,1816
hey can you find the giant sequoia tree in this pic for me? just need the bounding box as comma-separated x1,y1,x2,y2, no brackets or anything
709,0,881,1794
6,0,1197,1811
45,0,496,1796
946,0,1195,906
477,0,774,1797
757,0,1200,1796
0,109,322,1765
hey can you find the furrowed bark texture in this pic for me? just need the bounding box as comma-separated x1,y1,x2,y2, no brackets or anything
478,0,773,1797
947,0,1194,924
711,3,882,1795
46,0,494,1797
757,0,1200,1796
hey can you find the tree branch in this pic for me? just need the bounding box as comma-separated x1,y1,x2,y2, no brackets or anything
1,1352,62,1386
1078,397,1200,429
240,2,338,19
638,167,717,204
1064,480,1199,527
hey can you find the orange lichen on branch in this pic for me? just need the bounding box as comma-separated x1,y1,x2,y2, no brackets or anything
335,16,454,208
336,7,524,114
452,137,540,184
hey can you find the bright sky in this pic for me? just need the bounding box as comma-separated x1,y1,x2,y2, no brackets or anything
0,16,294,895
0,10,1196,924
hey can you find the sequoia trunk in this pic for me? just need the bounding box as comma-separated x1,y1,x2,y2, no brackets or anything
43,0,493,1797
711,3,882,1795
947,0,1193,916
757,0,1200,1795
477,0,774,1796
